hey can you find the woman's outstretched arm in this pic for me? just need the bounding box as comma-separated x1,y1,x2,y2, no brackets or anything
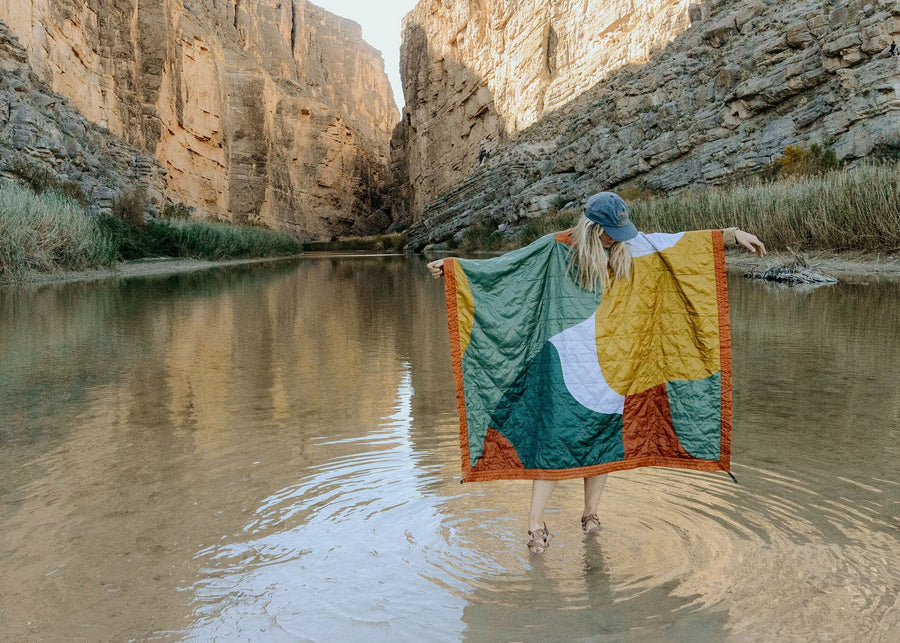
427,259,446,279
723,228,767,257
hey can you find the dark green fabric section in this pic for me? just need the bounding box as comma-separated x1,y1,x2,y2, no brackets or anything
458,234,601,463
487,342,624,470
666,372,722,460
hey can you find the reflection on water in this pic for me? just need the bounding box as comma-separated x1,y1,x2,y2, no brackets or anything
1,260,898,641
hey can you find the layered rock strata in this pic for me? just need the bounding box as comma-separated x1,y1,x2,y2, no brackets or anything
0,0,398,239
400,0,900,249
1,19,166,216
395,0,699,222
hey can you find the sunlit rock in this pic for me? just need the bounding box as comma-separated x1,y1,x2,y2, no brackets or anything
395,0,900,250
0,0,399,240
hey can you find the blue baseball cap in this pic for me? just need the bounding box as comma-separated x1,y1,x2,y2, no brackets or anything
584,192,637,242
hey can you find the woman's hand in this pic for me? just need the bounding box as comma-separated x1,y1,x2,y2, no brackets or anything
734,230,767,257
427,259,446,279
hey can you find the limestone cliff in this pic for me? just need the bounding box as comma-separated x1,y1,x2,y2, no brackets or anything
396,0,699,221
397,0,900,248
1,19,167,217
0,0,399,240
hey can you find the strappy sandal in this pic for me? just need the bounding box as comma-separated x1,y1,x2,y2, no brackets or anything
581,513,602,534
526,524,550,553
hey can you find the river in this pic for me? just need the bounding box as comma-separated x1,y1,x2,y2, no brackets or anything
1,255,897,641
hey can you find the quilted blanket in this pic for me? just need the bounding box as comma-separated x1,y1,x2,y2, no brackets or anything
442,229,732,482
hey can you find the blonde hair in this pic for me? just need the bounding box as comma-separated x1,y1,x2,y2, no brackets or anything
567,216,633,292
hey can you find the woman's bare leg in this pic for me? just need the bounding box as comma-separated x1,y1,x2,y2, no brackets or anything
582,475,607,527
529,480,557,532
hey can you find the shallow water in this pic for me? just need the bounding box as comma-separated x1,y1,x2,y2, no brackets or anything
1,257,897,641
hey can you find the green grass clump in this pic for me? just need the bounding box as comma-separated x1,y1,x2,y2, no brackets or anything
1,181,301,282
460,220,507,252
0,182,115,280
629,162,900,253
98,216,301,261
11,159,88,205
517,209,580,246
455,162,899,255
301,233,408,253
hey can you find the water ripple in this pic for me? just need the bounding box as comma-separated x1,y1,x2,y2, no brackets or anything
183,432,899,641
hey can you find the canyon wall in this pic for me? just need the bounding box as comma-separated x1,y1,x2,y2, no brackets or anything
1,19,167,216
397,0,900,249
0,0,399,239
395,0,698,222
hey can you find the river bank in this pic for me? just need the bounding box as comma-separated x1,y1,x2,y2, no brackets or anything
3,247,898,289
1,255,303,288
724,250,900,283
0,182,303,284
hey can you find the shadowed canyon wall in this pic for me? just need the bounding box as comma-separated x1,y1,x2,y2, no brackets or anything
394,0,697,223
0,0,399,239
395,0,900,248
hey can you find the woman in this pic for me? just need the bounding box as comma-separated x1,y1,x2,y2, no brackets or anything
428,192,766,553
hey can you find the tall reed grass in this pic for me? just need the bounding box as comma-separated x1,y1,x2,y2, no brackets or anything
1,181,301,282
0,182,115,279
629,163,900,252
464,162,899,254
98,216,301,261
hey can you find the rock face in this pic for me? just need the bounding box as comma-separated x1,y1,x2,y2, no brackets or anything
0,19,167,217
0,0,399,240
395,0,698,222
397,0,900,249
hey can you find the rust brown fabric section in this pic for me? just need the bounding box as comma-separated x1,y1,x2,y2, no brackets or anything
555,231,573,245
623,384,691,460
443,259,475,481
472,427,525,474
713,230,733,470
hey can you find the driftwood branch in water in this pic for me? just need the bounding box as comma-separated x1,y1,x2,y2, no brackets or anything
743,249,838,285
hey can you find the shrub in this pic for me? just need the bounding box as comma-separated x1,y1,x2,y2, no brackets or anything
617,180,664,202
12,159,57,194
460,219,507,252
11,159,88,205
763,144,842,180
517,209,580,246
57,181,89,205
0,182,115,279
96,214,150,260
112,187,149,226
871,143,900,162
162,202,193,219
